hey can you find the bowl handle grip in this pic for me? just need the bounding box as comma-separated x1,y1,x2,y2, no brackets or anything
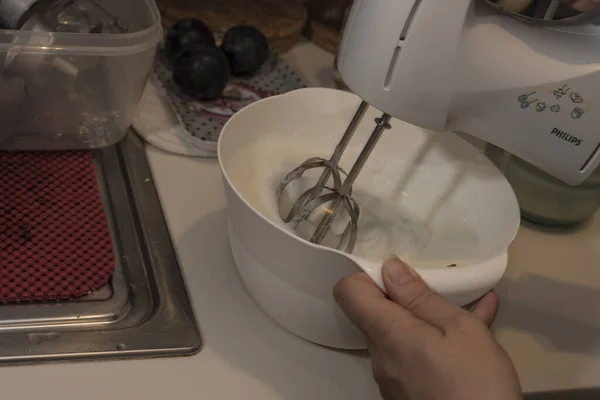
348,252,508,307
347,256,387,293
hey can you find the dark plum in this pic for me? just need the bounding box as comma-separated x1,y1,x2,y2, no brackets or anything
173,45,230,101
221,25,269,76
165,18,216,66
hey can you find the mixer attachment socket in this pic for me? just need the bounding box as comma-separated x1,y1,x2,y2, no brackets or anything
276,101,392,254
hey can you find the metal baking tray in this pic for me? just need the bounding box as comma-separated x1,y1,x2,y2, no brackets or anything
0,132,201,364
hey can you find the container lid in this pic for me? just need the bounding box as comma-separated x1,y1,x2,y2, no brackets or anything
0,0,162,56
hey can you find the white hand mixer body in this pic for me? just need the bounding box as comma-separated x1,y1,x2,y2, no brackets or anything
337,0,600,186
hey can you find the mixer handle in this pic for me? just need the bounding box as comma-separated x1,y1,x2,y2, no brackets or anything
337,0,472,132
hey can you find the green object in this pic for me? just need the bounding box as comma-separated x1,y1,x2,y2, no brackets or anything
486,144,600,227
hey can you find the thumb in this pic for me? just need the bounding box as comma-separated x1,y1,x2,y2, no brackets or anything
382,256,468,330
334,273,428,340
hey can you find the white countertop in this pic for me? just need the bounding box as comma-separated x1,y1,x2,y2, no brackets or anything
2,41,600,399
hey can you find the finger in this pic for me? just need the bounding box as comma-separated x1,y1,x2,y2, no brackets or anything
471,291,499,328
382,256,468,330
334,273,430,339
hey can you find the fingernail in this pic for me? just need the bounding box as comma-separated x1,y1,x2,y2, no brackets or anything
384,253,399,262
383,256,418,285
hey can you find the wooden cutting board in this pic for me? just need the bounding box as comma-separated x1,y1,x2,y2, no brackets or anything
302,0,352,54
156,0,308,53
304,20,341,54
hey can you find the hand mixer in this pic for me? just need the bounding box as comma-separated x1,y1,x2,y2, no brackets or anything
278,0,600,253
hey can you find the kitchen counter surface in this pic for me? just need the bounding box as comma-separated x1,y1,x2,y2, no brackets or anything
2,41,600,399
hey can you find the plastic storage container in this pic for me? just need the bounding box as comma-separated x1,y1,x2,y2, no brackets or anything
0,0,161,150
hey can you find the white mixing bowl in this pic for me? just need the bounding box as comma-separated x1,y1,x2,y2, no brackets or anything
218,88,520,349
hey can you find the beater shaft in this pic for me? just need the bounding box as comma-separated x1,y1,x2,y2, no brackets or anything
283,101,369,225
327,101,370,167
310,113,392,246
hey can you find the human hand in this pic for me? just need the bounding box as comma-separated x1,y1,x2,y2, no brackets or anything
334,256,522,400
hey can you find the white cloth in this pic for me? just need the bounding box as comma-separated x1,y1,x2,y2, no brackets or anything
133,77,218,157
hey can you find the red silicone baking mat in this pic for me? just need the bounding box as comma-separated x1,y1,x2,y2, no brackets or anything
0,150,116,303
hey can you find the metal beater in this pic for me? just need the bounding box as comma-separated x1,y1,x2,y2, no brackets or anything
276,101,391,253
